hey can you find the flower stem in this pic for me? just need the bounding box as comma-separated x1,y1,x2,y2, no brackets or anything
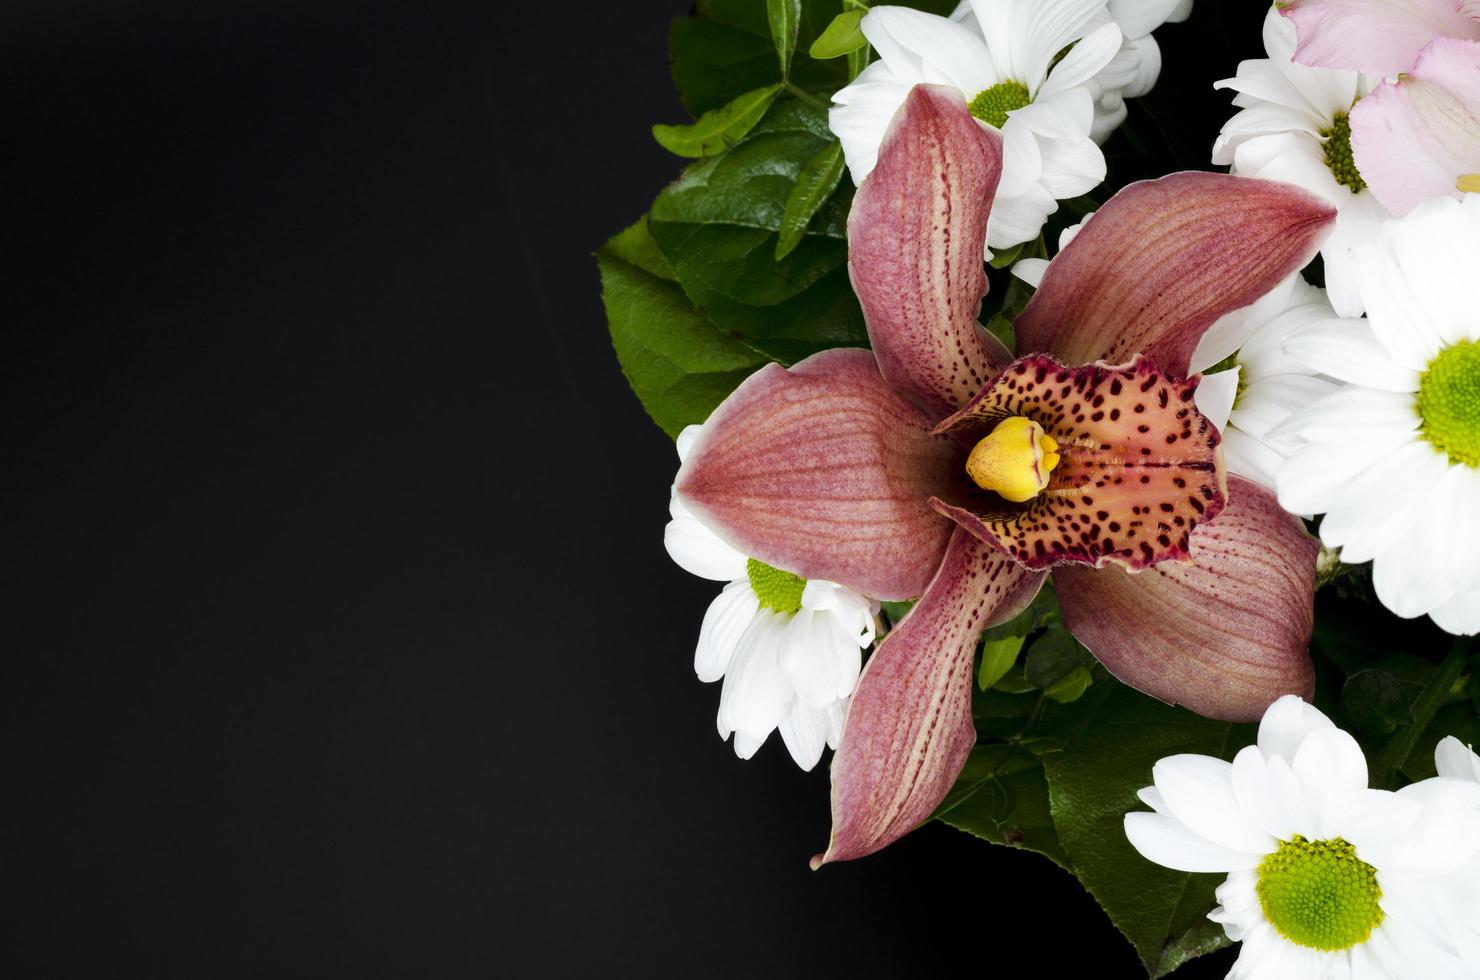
784,81,828,110
1371,637,1474,789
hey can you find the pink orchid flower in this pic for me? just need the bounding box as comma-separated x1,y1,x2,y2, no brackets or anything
1350,37,1480,215
1281,0,1480,76
674,86,1334,865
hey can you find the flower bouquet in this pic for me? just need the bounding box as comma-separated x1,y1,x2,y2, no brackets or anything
597,1,1480,976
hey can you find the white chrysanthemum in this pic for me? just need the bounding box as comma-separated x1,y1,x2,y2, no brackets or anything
1211,4,1385,318
1015,219,1339,490
1087,0,1195,142
830,0,1122,250
954,0,1192,142
1126,695,1480,979
1188,274,1342,491
664,426,878,770
1275,195,1480,636
1433,738,1480,971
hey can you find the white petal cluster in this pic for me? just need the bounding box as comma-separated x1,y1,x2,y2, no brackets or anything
831,0,1124,250
1087,0,1194,141
1212,5,1386,317
1126,696,1480,978
664,426,878,770
1276,195,1480,636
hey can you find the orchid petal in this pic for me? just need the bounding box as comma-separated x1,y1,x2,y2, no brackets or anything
1350,37,1480,217
1281,0,1480,76
932,355,1227,571
849,84,1008,423
676,348,959,601
1056,476,1318,721
813,528,1045,866
1013,173,1335,375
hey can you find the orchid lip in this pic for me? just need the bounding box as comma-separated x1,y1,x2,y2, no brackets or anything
931,353,1228,571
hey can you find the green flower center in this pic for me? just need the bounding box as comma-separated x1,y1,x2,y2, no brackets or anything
746,558,806,615
1256,836,1384,952
1417,340,1480,467
1321,113,1366,193
969,80,1031,129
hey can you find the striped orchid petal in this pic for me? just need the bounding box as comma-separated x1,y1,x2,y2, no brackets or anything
675,348,962,601
1014,173,1335,376
1054,476,1318,721
813,528,1045,866
848,83,1010,424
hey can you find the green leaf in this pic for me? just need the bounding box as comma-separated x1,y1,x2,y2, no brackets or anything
1044,666,1093,704
1024,626,1092,689
987,240,1024,269
649,100,867,363
809,10,866,58
597,219,770,438
1034,681,1254,976
774,139,846,260
978,633,1026,691
1340,669,1416,737
767,0,802,75
935,744,1071,871
652,84,784,159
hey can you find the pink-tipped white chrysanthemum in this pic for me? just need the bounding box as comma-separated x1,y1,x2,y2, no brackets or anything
1275,194,1480,636
664,426,878,770
1126,695,1480,978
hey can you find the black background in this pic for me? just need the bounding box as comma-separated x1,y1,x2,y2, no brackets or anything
5,1,1261,975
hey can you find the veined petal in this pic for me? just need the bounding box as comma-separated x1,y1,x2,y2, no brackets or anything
933,355,1226,571
1013,173,1335,375
1350,38,1480,217
1056,476,1318,721
848,84,1008,422
676,348,960,601
1281,0,1480,76
813,529,1045,866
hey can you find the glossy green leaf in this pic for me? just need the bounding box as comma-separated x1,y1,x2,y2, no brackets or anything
935,745,1070,871
1035,681,1254,976
1044,666,1093,704
809,10,866,58
652,84,784,159
774,139,846,260
978,633,1026,691
649,100,867,363
1025,626,1092,690
767,0,802,75
598,220,770,438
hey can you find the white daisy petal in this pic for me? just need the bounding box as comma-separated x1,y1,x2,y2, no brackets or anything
1152,754,1275,854
1282,317,1422,392
777,699,829,771
695,581,760,683
1435,737,1480,782
1196,368,1240,434
1257,695,1336,766
1125,812,1262,873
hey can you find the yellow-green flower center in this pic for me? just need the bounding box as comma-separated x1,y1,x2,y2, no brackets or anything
1321,113,1366,193
969,80,1031,129
747,559,806,614
1417,340,1480,467
1256,836,1384,952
